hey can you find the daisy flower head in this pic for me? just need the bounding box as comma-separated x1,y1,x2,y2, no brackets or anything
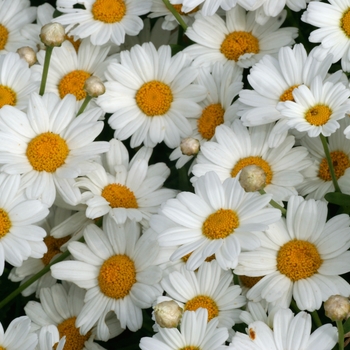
154,171,281,271
184,6,298,69
235,196,350,311
53,0,152,46
50,216,163,336
98,42,206,148
228,308,337,350
140,308,229,350
276,75,350,138
0,92,110,207
192,120,311,202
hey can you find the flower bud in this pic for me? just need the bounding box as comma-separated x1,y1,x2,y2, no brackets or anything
324,295,350,321
16,47,37,67
180,137,200,156
154,300,183,328
84,76,106,97
40,23,65,47
239,165,266,192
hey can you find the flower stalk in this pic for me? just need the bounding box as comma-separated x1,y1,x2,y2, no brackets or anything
162,0,188,31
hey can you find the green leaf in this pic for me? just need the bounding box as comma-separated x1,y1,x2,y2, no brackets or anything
325,192,350,207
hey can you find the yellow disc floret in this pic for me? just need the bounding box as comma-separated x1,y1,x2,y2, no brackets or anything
41,236,70,265
185,295,219,321
0,85,16,108
0,24,8,50
220,31,259,62
318,151,350,181
341,8,350,37
172,4,200,15
277,239,322,281
239,275,264,288
179,347,200,350
98,254,136,299
101,183,138,208
136,80,173,116
202,208,239,239
280,85,299,102
58,70,91,100
197,103,225,140
305,104,332,126
65,35,81,52
0,209,11,239
26,132,69,173
92,0,126,23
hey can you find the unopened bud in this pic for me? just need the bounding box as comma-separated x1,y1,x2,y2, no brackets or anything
180,137,200,156
324,295,350,321
16,47,37,67
154,300,183,328
84,76,105,97
40,23,65,47
239,165,266,192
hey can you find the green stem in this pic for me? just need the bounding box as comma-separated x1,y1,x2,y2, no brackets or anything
39,46,54,96
290,299,301,313
259,189,287,216
337,320,345,350
162,0,188,31
311,310,322,328
319,134,341,193
76,95,92,116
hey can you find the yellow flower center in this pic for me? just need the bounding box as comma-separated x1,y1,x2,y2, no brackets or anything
341,8,350,37
65,34,81,52
185,295,219,321
179,347,200,350
220,31,259,62
92,0,126,23
101,183,138,208
0,346,6,350
0,209,11,239
305,104,332,126
56,317,91,350
280,85,299,102
197,103,225,140
41,236,70,266
318,151,350,181
231,156,273,184
98,254,136,299
172,4,200,15
0,85,16,108
26,132,69,173
277,239,322,282
239,275,264,288
0,24,8,50
202,208,239,239
58,70,91,100
135,80,173,116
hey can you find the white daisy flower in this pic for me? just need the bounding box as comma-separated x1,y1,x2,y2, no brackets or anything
53,0,152,46
50,216,163,335
0,0,36,53
0,92,110,207
140,308,229,350
184,6,298,69
276,75,350,138
192,120,311,202
76,138,177,225
235,196,350,311
229,308,337,350
97,42,206,148
172,0,237,16
154,171,281,271
238,301,276,329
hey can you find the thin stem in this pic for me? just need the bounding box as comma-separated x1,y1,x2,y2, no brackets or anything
290,299,300,314
311,310,322,328
259,189,287,216
337,320,345,350
319,134,341,193
162,0,188,31
76,95,92,116
39,46,54,96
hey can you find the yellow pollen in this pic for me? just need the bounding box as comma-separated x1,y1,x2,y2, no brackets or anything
249,328,256,340
135,80,173,116
26,132,69,173
65,34,81,52
305,104,332,126
220,31,259,62
341,8,350,37
0,209,11,239
0,85,16,108
197,103,225,140
239,275,264,289
0,24,8,50
280,85,299,102
58,70,91,100
98,254,136,299
172,4,200,15
318,151,350,181
92,0,126,23
41,236,70,265
277,239,322,282
185,295,219,321
231,156,273,184
56,317,91,350
101,183,138,208
202,208,239,240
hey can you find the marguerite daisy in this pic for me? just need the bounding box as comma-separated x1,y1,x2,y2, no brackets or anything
172,0,236,15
